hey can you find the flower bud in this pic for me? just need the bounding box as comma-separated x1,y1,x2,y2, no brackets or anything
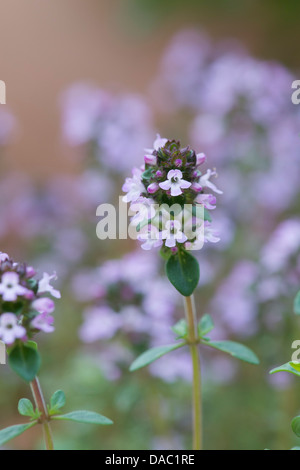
196,152,206,166
191,182,203,192
147,182,159,194
144,154,157,166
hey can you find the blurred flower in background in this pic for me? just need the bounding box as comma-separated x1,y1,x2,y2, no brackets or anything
61,83,154,173
0,108,15,147
73,250,195,382
153,30,300,223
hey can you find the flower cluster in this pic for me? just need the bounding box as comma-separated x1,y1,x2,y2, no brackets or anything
122,136,221,252
0,252,60,346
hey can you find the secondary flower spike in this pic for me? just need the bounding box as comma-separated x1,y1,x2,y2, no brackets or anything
123,136,222,252
0,252,60,346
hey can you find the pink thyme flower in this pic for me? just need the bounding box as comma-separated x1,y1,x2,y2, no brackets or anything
0,272,30,301
199,169,223,194
130,198,157,227
0,313,26,345
31,312,55,333
26,266,36,278
37,272,61,299
147,182,160,194
161,220,188,248
159,169,191,196
196,193,217,210
137,225,163,250
122,168,145,203
32,297,55,314
190,182,202,193
144,154,157,165
196,152,207,166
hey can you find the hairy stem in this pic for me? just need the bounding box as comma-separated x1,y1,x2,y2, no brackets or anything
184,294,202,450
30,377,54,450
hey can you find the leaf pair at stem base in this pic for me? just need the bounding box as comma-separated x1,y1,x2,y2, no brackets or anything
130,314,260,372
0,389,113,447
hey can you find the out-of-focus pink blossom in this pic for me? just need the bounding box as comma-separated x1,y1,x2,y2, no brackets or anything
79,306,122,342
210,261,259,337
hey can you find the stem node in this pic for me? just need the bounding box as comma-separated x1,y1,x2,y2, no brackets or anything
30,377,54,450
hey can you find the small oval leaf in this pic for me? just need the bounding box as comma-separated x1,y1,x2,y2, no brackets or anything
203,340,259,365
8,344,41,382
130,343,186,372
52,410,113,425
270,362,300,377
166,250,199,297
198,314,214,336
50,390,66,411
292,416,300,438
0,422,36,446
171,319,188,339
18,398,35,417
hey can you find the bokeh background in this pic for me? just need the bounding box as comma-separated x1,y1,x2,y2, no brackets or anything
0,0,300,450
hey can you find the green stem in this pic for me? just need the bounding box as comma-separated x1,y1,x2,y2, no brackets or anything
184,294,202,450
30,377,54,450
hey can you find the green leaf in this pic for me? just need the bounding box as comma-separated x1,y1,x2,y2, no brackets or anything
0,422,36,446
141,168,153,181
50,390,66,413
294,291,300,315
172,319,188,339
292,416,300,438
8,344,41,382
130,343,186,372
198,314,214,336
52,410,113,425
203,340,259,365
270,362,300,377
18,398,35,417
166,250,199,297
